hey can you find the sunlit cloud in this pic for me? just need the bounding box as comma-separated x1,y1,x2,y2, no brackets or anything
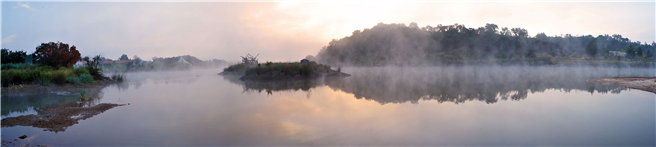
17,2,31,9
2,35,17,44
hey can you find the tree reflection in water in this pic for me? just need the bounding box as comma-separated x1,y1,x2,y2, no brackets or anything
226,66,652,104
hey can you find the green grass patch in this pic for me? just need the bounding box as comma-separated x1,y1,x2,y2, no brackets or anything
1,65,101,87
244,61,330,77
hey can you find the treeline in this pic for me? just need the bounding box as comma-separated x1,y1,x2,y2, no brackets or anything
103,55,228,72
316,23,655,66
1,49,28,64
1,42,110,86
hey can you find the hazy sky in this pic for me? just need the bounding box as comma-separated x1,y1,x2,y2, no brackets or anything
2,1,654,62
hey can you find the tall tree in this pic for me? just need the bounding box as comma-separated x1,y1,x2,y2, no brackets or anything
646,48,653,57
626,43,636,58
636,46,643,57
585,38,597,57
33,42,81,68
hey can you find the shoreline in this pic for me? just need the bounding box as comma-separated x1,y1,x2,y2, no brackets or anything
1,79,118,95
587,77,656,94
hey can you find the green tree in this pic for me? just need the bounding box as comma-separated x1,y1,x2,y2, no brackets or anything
636,46,643,57
646,49,653,57
626,43,636,58
585,38,597,57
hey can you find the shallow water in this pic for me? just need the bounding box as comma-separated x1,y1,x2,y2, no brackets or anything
2,66,655,146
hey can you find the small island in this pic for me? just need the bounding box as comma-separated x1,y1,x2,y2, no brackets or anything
219,54,350,81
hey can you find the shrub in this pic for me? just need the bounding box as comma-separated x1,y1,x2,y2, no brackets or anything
79,73,95,84
53,71,69,84
223,63,249,72
37,72,53,85
18,70,40,82
66,76,82,85
73,67,90,76
0,70,12,87
1,69,18,86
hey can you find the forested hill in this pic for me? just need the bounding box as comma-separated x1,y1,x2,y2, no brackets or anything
315,22,655,66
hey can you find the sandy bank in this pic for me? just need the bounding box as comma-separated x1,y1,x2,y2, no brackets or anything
587,77,656,94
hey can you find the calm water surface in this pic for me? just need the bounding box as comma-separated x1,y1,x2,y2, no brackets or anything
2,66,655,146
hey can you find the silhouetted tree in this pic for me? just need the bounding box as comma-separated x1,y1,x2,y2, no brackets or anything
1,48,27,64
119,54,129,60
585,38,597,57
646,48,653,57
33,42,81,68
83,55,104,79
626,43,636,58
636,46,643,57
133,55,141,61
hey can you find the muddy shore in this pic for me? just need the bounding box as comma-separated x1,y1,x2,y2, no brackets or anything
587,77,656,94
1,103,125,132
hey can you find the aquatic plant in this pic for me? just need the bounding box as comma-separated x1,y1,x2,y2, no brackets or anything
80,91,87,100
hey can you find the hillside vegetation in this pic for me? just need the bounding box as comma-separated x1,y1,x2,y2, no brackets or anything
316,23,655,66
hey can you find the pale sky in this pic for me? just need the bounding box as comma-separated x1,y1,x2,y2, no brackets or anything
2,1,654,62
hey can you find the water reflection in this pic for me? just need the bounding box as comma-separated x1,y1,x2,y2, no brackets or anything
1,85,117,132
226,66,651,104
223,75,328,95
2,86,107,118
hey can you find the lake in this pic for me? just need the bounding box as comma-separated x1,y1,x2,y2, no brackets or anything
2,66,655,146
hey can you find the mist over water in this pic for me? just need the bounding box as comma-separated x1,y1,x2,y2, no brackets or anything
2,66,655,146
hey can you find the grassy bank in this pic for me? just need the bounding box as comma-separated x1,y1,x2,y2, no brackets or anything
244,61,331,77
1,63,104,87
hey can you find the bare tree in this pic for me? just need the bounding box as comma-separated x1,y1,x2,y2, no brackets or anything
240,54,259,65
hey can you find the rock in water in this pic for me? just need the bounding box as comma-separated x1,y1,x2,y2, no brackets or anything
18,135,27,139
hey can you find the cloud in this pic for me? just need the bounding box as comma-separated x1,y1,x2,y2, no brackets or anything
17,2,31,9
2,35,17,44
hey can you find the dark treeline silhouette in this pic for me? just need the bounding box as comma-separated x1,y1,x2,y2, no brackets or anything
225,66,654,105
317,23,655,66
1,48,27,64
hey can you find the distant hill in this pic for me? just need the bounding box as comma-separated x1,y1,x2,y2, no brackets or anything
316,22,655,66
